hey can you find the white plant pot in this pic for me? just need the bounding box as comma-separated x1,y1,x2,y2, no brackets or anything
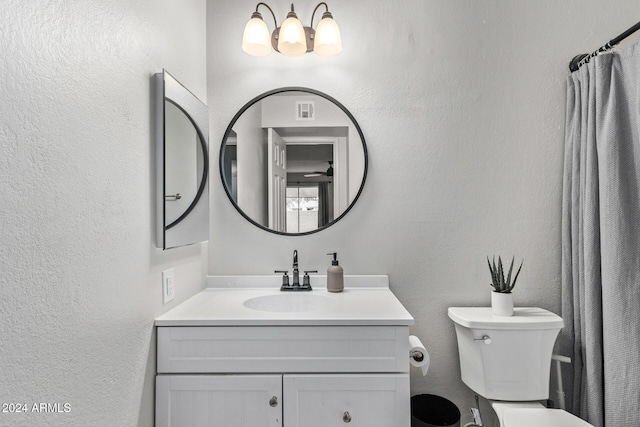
491,291,514,316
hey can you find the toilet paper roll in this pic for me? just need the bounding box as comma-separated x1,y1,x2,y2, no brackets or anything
409,335,430,376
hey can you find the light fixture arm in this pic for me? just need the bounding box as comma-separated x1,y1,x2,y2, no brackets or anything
255,2,279,29
310,2,330,28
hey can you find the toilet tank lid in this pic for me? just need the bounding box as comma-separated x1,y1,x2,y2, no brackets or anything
448,307,564,330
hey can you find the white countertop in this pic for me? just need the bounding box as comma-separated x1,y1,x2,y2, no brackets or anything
155,275,414,326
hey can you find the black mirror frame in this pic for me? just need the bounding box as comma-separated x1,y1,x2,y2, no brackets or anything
219,87,368,236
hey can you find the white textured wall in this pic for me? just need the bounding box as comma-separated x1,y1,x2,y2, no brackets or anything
208,1,640,425
1,1,207,426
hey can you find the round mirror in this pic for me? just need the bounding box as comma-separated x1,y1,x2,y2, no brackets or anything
219,87,368,235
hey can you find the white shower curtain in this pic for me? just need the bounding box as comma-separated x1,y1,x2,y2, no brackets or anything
561,43,640,427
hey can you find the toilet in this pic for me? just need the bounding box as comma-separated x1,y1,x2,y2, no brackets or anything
448,307,593,427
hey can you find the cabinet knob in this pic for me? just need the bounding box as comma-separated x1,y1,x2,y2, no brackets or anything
269,396,278,407
343,411,351,423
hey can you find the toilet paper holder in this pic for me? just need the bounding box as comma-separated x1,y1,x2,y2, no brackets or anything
410,350,424,362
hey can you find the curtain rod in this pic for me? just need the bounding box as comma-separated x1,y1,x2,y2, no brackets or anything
569,20,640,72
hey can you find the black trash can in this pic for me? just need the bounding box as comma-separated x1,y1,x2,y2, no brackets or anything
411,394,461,427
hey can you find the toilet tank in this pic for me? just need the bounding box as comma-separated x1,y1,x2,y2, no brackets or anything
448,307,564,401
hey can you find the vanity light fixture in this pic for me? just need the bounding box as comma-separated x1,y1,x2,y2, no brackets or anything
242,2,342,57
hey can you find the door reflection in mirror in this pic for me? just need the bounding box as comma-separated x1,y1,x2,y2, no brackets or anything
220,89,367,236
286,144,334,233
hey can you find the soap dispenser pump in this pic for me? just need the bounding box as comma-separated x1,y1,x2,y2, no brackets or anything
326,252,344,293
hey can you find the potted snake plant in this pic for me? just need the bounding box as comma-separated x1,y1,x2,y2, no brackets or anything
487,256,523,316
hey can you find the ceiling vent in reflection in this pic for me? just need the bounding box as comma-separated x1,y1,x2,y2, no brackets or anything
296,101,315,120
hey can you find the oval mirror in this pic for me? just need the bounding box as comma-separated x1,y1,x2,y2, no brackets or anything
219,88,368,235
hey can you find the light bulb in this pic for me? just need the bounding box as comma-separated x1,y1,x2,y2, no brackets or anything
314,13,342,56
242,14,272,56
277,12,307,56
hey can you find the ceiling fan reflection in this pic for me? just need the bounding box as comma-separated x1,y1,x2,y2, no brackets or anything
304,161,333,178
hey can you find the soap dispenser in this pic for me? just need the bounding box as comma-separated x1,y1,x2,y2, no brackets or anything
326,252,344,293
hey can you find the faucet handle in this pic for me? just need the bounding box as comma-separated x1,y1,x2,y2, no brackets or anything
274,270,289,286
302,270,317,287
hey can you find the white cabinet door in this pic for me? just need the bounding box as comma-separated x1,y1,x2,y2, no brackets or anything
283,374,410,427
156,375,282,427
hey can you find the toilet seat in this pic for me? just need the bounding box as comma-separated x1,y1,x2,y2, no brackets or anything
502,408,592,427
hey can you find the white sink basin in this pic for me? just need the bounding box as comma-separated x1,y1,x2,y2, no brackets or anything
243,293,337,313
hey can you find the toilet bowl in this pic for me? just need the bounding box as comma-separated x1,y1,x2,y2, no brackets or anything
448,307,593,427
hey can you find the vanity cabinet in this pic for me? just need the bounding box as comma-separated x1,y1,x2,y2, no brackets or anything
156,373,408,427
155,325,411,427
156,375,282,427
283,374,409,426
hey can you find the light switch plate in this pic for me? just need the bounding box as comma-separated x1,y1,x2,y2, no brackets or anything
162,268,175,304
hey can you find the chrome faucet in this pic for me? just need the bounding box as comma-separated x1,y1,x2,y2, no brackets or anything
276,250,314,291
292,250,299,286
